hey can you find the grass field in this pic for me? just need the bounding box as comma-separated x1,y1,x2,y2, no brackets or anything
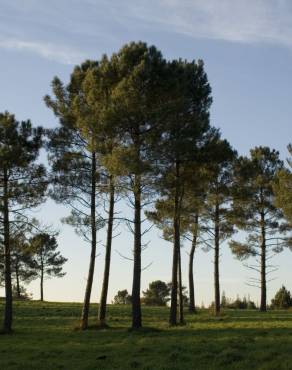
1,301,292,369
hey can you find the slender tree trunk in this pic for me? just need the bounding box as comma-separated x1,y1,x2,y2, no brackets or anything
3,167,12,333
40,258,44,301
189,214,198,313
98,177,115,327
260,210,267,312
80,151,97,330
15,261,21,299
214,202,220,316
178,246,184,324
169,161,180,325
131,174,142,329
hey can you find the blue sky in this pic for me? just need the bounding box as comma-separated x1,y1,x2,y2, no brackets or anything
0,0,291,305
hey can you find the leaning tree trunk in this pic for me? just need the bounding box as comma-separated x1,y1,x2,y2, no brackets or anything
131,174,142,329
80,151,97,330
169,161,180,326
3,167,13,333
98,176,115,327
178,246,184,324
188,214,198,313
260,210,267,312
214,201,220,316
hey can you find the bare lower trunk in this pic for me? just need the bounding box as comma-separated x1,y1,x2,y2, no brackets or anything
40,265,44,301
3,167,12,333
188,215,198,313
80,151,97,330
169,161,180,326
98,177,115,326
15,262,21,299
178,246,184,324
214,202,220,316
131,174,142,329
260,210,267,312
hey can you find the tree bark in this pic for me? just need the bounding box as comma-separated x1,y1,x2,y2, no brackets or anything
131,174,142,329
40,255,44,302
98,176,115,327
214,201,220,316
15,259,21,299
80,151,97,330
188,214,198,313
260,210,267,312
169,161,180,325
178,246,184,324
3,167,13,333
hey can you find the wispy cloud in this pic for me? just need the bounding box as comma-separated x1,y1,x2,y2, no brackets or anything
1,0,292,64
0,38,87,65
125,0,292,48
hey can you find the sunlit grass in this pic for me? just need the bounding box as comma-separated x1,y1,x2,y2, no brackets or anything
1,301,292,369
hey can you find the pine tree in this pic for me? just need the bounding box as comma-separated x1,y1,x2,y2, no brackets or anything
146,59,213,324
45,60,107,329
29,233,67,301
230,147,291,312
201,137,236,316
0,226,37,299
0,112,47,333
106,42,167,329
271,285,292,309
142,280,170,306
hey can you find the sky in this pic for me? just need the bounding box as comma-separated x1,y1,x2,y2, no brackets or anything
0,0,291,306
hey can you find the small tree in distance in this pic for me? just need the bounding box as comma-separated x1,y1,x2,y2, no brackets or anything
142,280,170,306
29,233,67,301
113,290,132,305
271,286,292,309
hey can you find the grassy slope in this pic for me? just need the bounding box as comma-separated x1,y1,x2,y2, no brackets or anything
0,301,292,370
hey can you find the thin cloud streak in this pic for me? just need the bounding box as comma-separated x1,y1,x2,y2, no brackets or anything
0,38,87,65
126,0,292,47
1,0,292,64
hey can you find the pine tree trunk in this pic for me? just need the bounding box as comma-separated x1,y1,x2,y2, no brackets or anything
188,214,198,313
15,260,21,299
3,167,13,333
214,202,220,316
178,246,184,324
131,174,142,329
169,161,180,326
98,177,115,327
260,210,267,312
40,261,44,302
80,151,97,330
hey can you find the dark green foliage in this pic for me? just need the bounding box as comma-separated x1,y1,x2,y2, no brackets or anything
271,286,292,309
274,144,292,225
142,280,170,306
113,290,132,305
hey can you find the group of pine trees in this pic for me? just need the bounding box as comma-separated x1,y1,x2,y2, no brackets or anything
1,41,291,333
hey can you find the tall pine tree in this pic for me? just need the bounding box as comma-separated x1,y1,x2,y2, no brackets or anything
0,112,46,333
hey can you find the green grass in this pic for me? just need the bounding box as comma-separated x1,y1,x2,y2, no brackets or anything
1,301,292,369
